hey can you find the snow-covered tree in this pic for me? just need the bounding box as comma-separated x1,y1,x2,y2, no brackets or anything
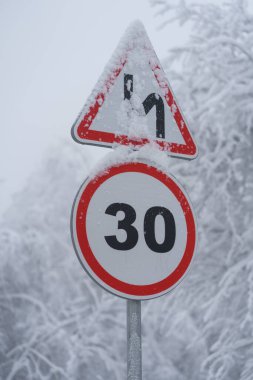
1,0,253,379
148,0,253,379
0,145,125,380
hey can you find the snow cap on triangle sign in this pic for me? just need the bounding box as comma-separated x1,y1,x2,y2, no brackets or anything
72,21,198,159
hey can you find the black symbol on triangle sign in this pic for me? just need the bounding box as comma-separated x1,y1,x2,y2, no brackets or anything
124,74,165,139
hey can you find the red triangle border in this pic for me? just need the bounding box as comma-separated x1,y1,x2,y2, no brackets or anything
72,56,197,158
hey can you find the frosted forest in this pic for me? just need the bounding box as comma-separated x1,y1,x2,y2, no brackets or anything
1,0,253,379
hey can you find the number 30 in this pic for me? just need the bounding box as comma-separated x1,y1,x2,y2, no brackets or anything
104,203,176,253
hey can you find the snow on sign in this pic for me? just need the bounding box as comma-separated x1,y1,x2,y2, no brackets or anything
71,21,197,159
71,160,197,300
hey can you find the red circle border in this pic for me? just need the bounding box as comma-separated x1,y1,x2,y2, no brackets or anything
73,162,196,297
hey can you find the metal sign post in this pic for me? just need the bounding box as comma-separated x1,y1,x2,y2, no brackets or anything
127,300,142,380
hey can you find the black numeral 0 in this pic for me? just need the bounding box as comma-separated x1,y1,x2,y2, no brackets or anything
144,206,176,253
104,203,176,253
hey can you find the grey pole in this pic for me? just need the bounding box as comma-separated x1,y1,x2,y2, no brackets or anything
127,300,142,380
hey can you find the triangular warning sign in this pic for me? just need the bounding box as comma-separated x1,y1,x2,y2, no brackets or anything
72,21,197,159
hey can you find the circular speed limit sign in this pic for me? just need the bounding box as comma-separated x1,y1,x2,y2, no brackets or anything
71,160,197,300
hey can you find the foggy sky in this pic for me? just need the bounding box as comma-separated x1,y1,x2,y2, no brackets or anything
0,0,190,218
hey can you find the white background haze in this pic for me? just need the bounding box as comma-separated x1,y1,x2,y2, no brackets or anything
0,0,190,217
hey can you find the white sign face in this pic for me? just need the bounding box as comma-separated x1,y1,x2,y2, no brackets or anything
71,21,197,159
71,160,197,300
87,56,185,145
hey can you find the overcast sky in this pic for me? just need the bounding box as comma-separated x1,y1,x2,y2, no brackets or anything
0,0,190,217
